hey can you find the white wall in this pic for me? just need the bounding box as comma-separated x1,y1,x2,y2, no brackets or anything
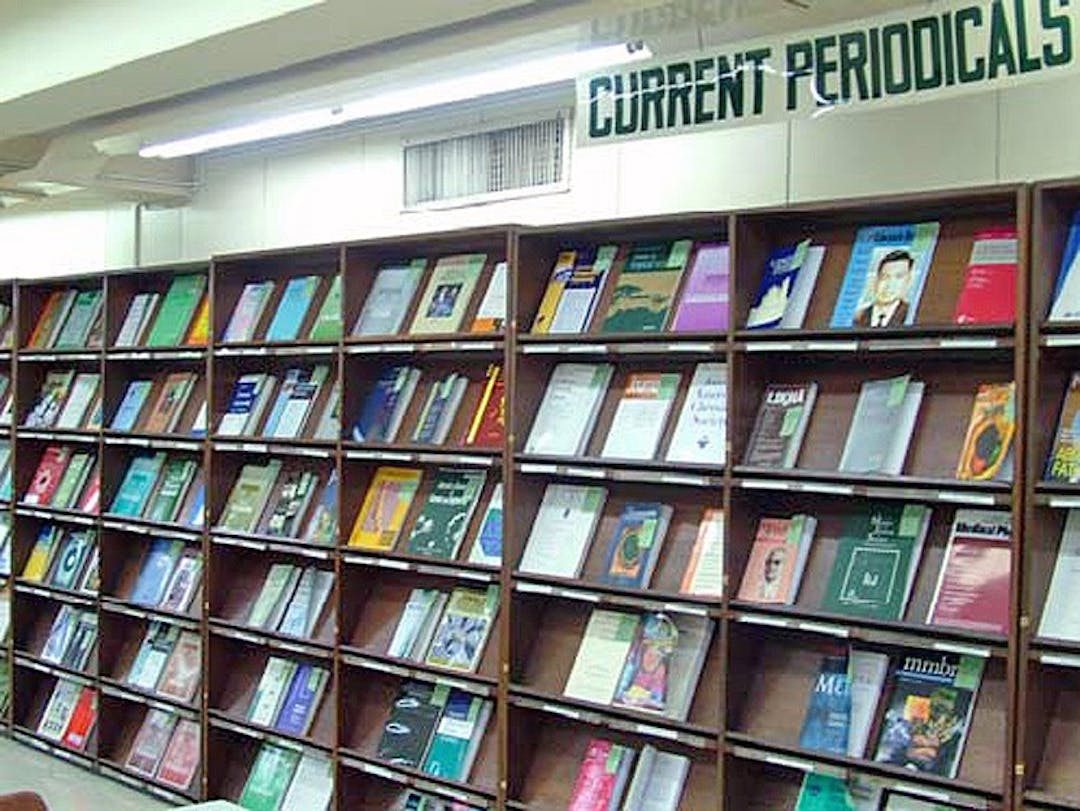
6,73,1080,275
0,205,134,277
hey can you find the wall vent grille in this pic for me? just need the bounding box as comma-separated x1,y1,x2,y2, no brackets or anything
403,114,568,209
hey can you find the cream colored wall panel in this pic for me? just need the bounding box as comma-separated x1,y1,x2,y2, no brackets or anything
789,94,998,202
138,208,186,266
105,205,137,269
0,208,110,278
999,76,1080,182
182,154,267,259
614,123,788,217
263,132,372,248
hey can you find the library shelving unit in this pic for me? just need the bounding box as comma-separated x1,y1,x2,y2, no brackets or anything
507,215,727,811
10,271,106,775
204,244,341,803
1019,177,1080,811
338,228,509,811
3,182,1076,811
724,187,1025,811
7,263,210,805
0,279,13,739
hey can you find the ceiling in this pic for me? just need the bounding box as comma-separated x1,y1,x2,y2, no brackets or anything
0,0,930,209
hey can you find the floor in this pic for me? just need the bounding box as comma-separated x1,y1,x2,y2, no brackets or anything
0,738,172,811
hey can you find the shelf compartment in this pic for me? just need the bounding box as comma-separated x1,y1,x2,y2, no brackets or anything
730,189,1020,333
512,355,724,469
727,489,1010,652
209,352,337,443
207,543,336,649
730,354,1016,483
342,227,508,343
206,632,336,750
339,754,497,809
340,458,501,563
725,624,1008,795
338,662,499,796
508,467,722,599
95,690,202,802
97,610,201,711
10,661,98,757
505,701,718,810
341,356,503,454
98,529,202,619
510,590,721,734
514,214,726,341
11,590,97,678
1021,657,1080,806
211,246,340,346
725,743,999,810
339,565,501,684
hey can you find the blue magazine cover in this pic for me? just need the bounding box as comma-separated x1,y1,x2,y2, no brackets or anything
829,223,940,329
798,653,851,755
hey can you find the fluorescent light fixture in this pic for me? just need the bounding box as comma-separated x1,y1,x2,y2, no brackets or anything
140,41,650,158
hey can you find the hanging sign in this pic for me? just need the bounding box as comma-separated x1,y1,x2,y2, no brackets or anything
577,0,1076,143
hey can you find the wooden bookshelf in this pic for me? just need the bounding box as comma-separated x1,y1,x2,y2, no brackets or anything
4,185,1078,809
0,278,14,739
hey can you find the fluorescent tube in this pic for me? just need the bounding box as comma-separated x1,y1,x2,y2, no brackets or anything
140,41,650,159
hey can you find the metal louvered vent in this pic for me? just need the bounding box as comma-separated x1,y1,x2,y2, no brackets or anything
403,114,569,209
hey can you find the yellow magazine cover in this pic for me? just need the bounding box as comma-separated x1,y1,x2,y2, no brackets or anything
530,250,577,334
22,528,60,581
956,381,1016,481
348,467,422,550
185,294,210,346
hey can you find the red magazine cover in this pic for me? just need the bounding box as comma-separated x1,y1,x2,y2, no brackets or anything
466,368,504,448
25,445,70,506
77,466,100,514
928,509,1012,634
567,738,633,811
953,227,1018,325
60,686,97,751
155,718,200,790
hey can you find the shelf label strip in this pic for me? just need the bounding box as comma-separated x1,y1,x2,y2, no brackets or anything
363,762,397,780
797,621,850,638
632,722,680,741
661,602,710,617
1039,651,1080,669
416,564,491,582
937,490,998,506
763,754,814,772
519,463,557,474
735,613,791,629
515,582,554,596
745,342,795,352
540,703,581,720
1044,334,1080,347
797,482,855,496
739,479,791,491
657,473,712,487
1048,496,1080,509
932,641,991,659
561,466,607,480
938,338,999,349
557,588,601,604
890,782,956,804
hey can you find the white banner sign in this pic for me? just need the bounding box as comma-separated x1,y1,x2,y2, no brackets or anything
577,0,1078,143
